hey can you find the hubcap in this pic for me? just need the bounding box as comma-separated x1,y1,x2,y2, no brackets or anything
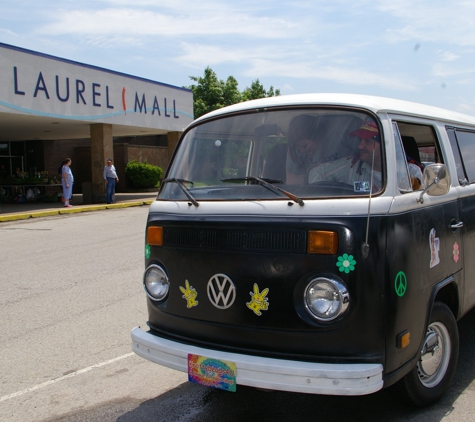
417,321,451,388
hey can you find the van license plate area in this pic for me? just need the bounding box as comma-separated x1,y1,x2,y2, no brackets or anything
188,353,236,392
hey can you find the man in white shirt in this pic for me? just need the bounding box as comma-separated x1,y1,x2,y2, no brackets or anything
308,118,382,193
103,158,119,204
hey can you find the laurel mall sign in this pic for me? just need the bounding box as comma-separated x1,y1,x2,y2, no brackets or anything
13,65,183,120
0,42,193,202
0,42,193,134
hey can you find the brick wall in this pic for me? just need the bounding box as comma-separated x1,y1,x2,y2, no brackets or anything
126,145,169,169
74,146,93,193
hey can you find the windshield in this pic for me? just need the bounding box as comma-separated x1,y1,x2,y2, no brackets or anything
160,108,384,202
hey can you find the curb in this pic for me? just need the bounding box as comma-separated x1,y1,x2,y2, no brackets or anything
59,205,108,214
31,210,61,218
0,200,153,223
0,214,30,222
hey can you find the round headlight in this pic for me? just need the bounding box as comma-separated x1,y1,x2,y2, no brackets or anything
144,264,169,301
304,277,349,322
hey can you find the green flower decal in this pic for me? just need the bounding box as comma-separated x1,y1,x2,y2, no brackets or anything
336,253,356,273
145,244,151,259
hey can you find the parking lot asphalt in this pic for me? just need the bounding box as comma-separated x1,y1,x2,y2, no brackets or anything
0,192,157,222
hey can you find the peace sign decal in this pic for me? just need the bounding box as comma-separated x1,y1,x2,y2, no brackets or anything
395,271,407,297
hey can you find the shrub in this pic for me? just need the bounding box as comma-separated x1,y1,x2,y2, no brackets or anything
125,160,163,188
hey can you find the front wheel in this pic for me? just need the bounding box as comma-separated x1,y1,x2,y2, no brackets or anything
402,302,459,407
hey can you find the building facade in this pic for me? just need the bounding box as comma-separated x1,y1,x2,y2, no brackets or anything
0,42,193,201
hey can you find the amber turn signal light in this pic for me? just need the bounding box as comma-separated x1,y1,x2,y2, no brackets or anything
307,230,338,254
147,226,163,246
397,331,411,349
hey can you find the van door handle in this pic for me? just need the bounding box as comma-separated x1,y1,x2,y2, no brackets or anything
450,221,464,229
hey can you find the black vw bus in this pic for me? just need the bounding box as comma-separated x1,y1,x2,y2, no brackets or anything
131,93,475,406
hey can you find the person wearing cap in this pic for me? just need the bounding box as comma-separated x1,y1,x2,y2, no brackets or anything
103,158,119,204
308,118,383,190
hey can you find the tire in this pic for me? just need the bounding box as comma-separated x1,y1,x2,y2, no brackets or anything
402,302,459,407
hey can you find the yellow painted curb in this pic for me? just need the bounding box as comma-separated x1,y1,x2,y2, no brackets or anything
30,211,60,218
59,205,108,214
106,202,143,209
0,200,151,222
0,214,31,222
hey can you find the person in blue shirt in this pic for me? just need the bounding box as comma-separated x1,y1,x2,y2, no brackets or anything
61,158,74,207
103,158,119,204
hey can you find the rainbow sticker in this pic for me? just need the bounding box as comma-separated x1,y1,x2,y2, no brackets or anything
188,354,236,392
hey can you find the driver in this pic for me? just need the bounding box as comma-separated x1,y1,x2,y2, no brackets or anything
308,118,382,191
286,115,321,184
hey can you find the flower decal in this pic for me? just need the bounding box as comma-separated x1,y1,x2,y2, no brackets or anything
453,242,460,263
336,253,356,273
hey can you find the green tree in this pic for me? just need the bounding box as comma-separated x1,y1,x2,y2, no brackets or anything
222,75,242,107
242,79,280,101
186,67,280,118
188,67,224,118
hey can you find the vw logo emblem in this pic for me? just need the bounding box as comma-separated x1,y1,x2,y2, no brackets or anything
207,274,236,309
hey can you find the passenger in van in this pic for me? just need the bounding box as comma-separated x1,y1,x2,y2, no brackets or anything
286,115,321,184
402,135,424,190
308,118,382,191
407,156,424,190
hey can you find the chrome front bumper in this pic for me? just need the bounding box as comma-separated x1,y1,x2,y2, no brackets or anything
131,326,383,395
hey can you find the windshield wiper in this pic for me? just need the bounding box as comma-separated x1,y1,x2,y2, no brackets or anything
221,176,304,206
162,178,199,207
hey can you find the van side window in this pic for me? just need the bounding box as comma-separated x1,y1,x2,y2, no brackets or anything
450,129,475,184
392,122,412,192
394,122,443,168
393,121,440,191
446,127,468,185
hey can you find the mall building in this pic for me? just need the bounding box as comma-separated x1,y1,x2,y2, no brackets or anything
0,42,193,202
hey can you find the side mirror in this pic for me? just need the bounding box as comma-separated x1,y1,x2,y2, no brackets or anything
417,164,450,204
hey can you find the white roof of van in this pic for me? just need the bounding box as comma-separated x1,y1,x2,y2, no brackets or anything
194,93,475,127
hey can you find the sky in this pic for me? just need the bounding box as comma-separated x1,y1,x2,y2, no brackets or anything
2,0,475,115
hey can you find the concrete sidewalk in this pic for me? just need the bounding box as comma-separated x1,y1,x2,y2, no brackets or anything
0,192,157,222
